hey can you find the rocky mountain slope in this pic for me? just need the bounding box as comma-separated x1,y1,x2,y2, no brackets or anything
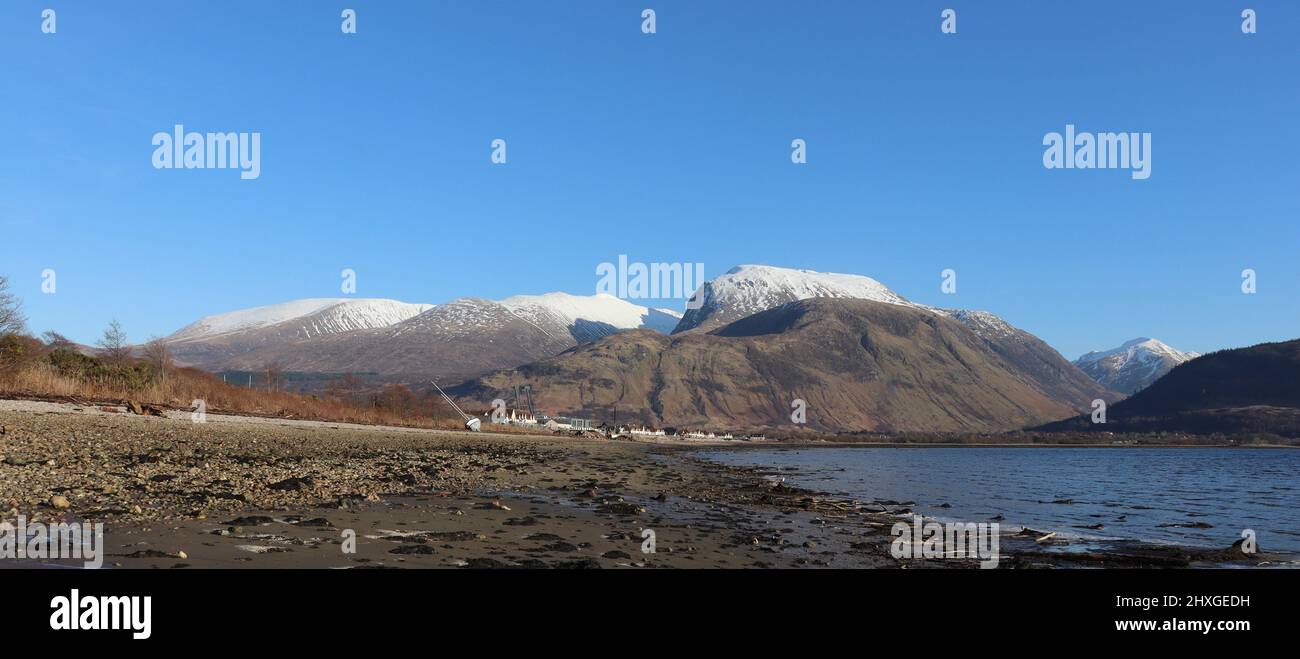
668,265,1108,416
452,297,1111,433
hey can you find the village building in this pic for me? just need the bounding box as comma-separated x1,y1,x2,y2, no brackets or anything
509,408,537,425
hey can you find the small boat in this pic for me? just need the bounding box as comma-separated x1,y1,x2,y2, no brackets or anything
431,380,481,432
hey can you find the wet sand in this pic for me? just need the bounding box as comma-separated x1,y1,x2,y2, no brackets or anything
0,402,1279,569
0,403,900,568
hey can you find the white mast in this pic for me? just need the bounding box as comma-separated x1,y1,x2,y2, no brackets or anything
432,380,480,432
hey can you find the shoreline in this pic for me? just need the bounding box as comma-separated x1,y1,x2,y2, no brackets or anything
0,400,1287,569
5,397,1294,449
666,441,1300,450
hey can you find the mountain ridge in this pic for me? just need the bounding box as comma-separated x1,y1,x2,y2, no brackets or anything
169,298,434,342
673,264,921,334
164,291,682,382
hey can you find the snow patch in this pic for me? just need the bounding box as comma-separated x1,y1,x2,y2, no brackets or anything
499,292,656,331
170,298,433,341
709,264,916,315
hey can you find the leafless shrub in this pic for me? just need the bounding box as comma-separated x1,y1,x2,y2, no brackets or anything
142,336,172,380
97,319,131,366
41,331,76,351
0,275,25,336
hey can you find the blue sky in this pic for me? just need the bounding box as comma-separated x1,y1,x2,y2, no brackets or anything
1,1,1296,360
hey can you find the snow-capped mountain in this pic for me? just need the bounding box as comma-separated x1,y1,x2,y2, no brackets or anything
665,264,1112,409
1074,338,1199,395
164,292,682,382
170,298,434,342
157,265,1110,412
674,264,1016,341
673,265,922,334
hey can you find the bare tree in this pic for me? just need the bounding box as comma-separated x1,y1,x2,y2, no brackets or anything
97,319,131,366
0,275,25,336
142,336,172,379
41,331,76,351
265,361,284,391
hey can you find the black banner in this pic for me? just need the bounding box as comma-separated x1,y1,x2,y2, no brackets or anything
8,568,1289,645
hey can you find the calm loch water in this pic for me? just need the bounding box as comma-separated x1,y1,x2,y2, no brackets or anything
700,447,1300,556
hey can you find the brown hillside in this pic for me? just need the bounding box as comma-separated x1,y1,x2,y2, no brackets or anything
451,298,1109,433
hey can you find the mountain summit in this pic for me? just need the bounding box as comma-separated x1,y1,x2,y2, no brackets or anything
673,265,919,334
1074,338,1199,394
673,264,1021,342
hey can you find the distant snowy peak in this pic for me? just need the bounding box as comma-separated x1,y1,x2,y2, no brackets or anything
1076,338,1198,366
674,264,919,333
1074,338,1199,395
170,298,433,341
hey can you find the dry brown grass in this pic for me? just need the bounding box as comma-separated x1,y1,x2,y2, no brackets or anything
0,360,469,430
